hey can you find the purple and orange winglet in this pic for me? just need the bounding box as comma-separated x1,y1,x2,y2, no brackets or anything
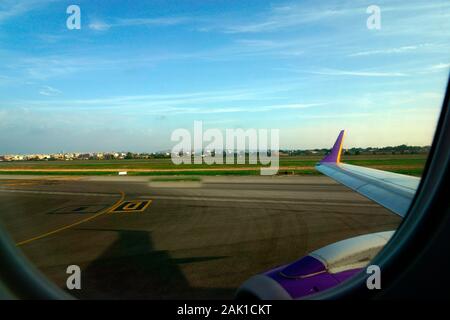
320,130,345,163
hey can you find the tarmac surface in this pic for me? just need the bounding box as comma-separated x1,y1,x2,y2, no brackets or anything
0,175,401,299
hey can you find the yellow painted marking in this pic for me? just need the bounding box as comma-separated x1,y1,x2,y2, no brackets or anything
123,201,142,210
138,200,152,213
16,191,125,246
107,197,126,213
110,200,152,213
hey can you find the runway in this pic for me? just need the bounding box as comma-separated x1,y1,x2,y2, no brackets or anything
0,175,401,299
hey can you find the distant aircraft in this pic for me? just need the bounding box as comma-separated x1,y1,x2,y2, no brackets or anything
236,130,420,299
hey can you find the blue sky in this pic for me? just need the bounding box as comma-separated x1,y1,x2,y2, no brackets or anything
0,0,449,153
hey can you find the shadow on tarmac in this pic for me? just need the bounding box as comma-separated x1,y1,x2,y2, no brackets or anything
70,228,233,299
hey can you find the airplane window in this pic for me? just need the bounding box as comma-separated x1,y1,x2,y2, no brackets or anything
0,0,449,300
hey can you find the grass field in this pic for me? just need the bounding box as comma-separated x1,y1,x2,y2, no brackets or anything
0,154,428,176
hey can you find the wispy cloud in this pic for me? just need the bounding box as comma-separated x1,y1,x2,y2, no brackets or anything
223,5,360,33
308,68,408,77
188,102,325,115
88,20,111,31
34,88,270,108
348,44,435,57
21,56,94,80
89,16,190,31
232,39,305,57
201,0,450,39
415,63,450,75
147,102,324,115
39,85,61,96
36,34,66,44
429,63,450,70
8,84,325,115
298,112,373,120
0,0,55,24
4,52,194,80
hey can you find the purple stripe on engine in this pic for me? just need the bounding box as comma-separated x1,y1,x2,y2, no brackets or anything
267,267,339,299
264,255,363,299
279,255,326,278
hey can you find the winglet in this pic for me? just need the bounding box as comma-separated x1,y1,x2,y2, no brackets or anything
320,130,345,163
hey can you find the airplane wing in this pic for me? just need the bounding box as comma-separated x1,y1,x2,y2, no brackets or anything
315,130,420,217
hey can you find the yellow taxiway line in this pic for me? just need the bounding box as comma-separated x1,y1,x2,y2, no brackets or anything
16,190,125,246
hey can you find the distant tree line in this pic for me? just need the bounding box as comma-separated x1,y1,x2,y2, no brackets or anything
1,145,431,162
282,145,431,156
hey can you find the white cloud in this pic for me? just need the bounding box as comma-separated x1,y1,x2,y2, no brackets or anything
348,44,431,57
171,102,325,115
88,21,111,31
117,17,190,27
0,0,55,24
9,84,325,116
88,16,189,31
234,38,305,55
6,52,193,80
297,112,373,120
309,68,408,77
39,85,61,96
223,5,359,34
429,63,450,70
